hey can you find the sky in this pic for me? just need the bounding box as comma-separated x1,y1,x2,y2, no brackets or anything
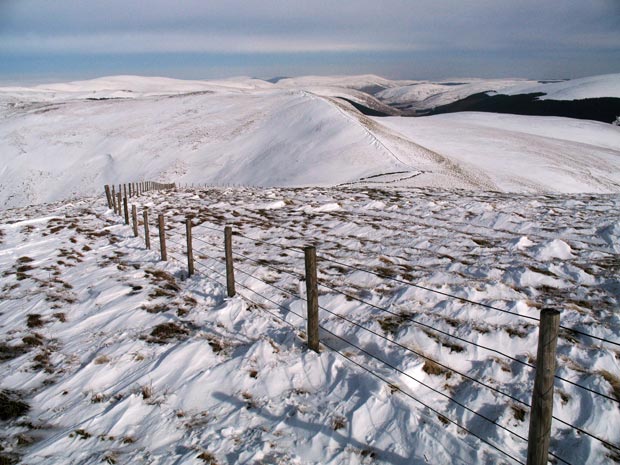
1,0,619,84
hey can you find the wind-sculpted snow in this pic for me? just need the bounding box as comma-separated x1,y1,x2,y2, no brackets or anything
0,186,618,464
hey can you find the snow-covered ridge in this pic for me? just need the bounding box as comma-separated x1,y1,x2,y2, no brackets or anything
1,74,619,210
0,75,274,102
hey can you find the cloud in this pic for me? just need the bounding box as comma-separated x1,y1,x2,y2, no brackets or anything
0,0,618,79
0,31,427,55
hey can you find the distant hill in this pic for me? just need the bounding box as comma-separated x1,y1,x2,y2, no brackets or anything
1,74,619,209
373,74,620,123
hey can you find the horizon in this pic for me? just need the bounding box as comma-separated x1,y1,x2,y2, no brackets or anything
1,0,619,84
0,71,595,89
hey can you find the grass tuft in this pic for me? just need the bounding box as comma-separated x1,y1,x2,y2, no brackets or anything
26,314,45,328
331,415,346,431
147,323,189,343
197,451,219,464
422,360,450,377
511,404,526,422
0,390,30,421
599,370,620,401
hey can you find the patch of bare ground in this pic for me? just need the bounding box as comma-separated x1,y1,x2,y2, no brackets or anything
144,322,189,344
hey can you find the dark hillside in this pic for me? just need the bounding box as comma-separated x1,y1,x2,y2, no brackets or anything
422,92,620,123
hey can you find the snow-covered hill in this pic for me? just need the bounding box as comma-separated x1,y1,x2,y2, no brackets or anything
1,74,619,210
373,74,620,110
500,73,620,101
1,186,618,464
377,112,620,192
375,79,537,110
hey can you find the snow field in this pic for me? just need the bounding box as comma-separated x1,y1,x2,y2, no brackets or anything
1,186,618,464
2,74,620,211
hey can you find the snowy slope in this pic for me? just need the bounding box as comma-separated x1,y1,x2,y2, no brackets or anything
374,74,620,110
1,75,620,210
374,112,620,192
375,79,537,110
0,75,273,102
501,73,620,100
0,85,413,208
273,74,414,92
0,186,618,464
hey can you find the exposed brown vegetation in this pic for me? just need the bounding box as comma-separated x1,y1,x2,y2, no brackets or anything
26,314,44,328
197,451,219,465
599,370,620,401
422,360,450,377
146,322,189,343
331,415,346,431
0,390,30,421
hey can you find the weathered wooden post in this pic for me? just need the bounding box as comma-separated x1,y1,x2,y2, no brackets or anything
129,183,132,198
123,197,129,225
224,226,235,297
304,246,319,352
158,214,167,261
143,209,150,249
116,193,122,217
185,217,194,277
104,185,112,208
131,205,139,237
123,184,127,200
527,308,561,465
112,185,117,213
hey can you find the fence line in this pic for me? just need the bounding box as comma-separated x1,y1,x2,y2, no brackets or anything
104,183,620,465
196,215,619,351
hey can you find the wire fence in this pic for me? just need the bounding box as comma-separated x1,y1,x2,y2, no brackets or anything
104,183,620,465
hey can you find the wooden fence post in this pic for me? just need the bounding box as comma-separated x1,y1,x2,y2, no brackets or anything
131,205,138,237
158,214,167,261
117,193,122,217
123,184,127,200
112,185,117,213
143,208,150,249
185,217,194,277
104,185,112,208
527,308,561,465
304,246,319,352
123,197,129,224
224,226,235,297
